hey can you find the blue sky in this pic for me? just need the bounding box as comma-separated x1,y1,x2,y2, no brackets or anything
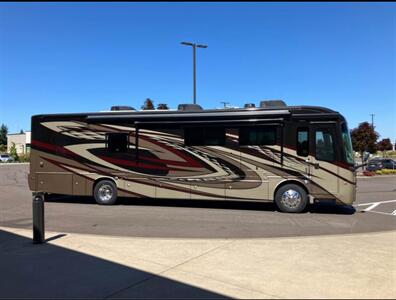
0,2,395,141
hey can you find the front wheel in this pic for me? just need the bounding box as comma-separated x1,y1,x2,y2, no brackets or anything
275,184,308,213
94,180,118,205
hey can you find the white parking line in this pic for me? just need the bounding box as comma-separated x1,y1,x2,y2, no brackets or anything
355,199,396,207
354,199,396,216
367,210,395,216
362,203,380,212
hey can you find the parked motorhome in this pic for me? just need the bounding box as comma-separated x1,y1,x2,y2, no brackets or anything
28,100,356,213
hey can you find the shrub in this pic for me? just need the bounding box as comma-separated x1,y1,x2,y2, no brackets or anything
375,169,396,175
363,170,376,176
19,153,30,163
9,142,19,162
385,151,396,158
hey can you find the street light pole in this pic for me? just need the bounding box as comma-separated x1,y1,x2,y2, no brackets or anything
193,45,196,104
181,41,207,104
370,114,375,128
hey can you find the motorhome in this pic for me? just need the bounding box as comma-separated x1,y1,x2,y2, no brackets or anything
28,100,356,213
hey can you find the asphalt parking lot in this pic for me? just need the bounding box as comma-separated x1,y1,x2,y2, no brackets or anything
0,164,395,238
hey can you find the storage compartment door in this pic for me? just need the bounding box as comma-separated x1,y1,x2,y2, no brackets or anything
37,173,73,195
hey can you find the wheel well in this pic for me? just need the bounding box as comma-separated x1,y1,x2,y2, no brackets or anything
273,180,309,201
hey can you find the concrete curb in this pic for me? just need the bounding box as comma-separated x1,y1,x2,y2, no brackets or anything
0,162,30,166
357,174,396,179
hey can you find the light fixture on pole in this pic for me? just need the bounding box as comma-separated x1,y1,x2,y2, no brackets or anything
220,101,229,108
181,41,208,104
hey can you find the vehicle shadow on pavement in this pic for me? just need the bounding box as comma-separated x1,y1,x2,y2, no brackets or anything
309,203,356,215
121,198,279,212
0,229,228,299
46,195,355,215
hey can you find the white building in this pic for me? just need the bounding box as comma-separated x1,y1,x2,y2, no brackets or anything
7,131,31,155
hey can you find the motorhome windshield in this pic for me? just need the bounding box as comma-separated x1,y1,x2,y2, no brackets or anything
341,122,354,165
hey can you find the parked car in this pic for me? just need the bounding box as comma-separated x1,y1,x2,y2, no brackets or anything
366,158,396,171
0,154,14,163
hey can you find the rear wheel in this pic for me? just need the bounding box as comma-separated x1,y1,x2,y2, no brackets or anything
275,184,308,213
94,180,118,205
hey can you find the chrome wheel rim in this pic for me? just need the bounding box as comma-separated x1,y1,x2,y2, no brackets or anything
281,189,302,209
98,184,113,202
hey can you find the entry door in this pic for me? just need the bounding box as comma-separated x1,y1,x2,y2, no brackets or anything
309,124,339,196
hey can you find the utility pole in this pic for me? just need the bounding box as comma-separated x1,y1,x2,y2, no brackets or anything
370,114,375,128
181,41,208,104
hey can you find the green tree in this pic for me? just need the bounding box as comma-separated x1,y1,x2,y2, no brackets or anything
20,129,24,134
377,138,393,154
0,123,8,146
157,103,169,110
9,142,19,162
351,122,379,160
141,98,155,110
0,144,6,152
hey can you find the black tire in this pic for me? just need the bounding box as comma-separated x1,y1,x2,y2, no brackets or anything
274,183,308,213
93,180,118,205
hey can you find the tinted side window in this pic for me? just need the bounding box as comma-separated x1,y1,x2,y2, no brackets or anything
297,128,309,156
184,127,225,146
107,133,129,152
315,130,335,162
383,160,395,168
239,126,276,145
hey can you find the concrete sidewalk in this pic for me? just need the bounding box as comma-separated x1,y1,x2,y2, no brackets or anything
0,226,395,299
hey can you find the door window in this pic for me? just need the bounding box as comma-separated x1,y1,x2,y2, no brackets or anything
315,130,335,162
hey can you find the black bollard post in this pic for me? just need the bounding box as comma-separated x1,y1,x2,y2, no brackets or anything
32,193,45,244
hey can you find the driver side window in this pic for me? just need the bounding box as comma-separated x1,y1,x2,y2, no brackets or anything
315,130,335,162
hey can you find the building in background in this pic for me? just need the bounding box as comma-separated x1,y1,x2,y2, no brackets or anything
7,131,31,155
